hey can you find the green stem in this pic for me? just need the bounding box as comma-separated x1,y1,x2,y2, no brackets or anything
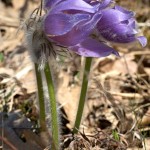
73,57,92,134
44,62,59,150
34,63,46,131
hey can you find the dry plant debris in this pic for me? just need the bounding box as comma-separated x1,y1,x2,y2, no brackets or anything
0,0,150,149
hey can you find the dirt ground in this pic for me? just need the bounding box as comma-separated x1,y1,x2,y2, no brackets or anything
0,0,150,149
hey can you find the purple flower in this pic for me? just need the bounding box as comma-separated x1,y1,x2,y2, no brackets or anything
97,5,147,47
43,0,147,58
43,0,101,46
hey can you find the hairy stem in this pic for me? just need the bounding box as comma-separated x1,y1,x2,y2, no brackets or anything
35,63,46,131
73,57,92,134
44,62,59,149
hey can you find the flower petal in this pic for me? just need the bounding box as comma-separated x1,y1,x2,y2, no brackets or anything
99,0,114,9
137,36,147,47
51,0,97,14
97,8,134,30
84,0,112,9
98,23,147,47
69,38,119,57
47,12,102,46
44,13,90,36
115,5,134,15
99,23,137,43
43,0,63,10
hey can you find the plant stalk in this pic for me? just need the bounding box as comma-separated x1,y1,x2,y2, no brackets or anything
73,57,92,134
44,62,59,149
34,63,46,131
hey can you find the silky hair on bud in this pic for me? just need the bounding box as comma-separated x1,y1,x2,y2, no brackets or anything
22,10,55,69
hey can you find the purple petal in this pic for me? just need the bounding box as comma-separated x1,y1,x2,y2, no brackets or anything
97,8,134,30
47,12,102,46
128,19,137,29
84,0,112,9
99,24,137,43
69,38,119,57
137,36,147,47
44,13,90,36
43,0,63,10
99,0,114,9
115,5,135,15
51,0,97,14
98,23,147,46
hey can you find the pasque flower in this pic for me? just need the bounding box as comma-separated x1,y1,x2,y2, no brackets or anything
42,0,147,58
97,5,147,47
43,0,120,57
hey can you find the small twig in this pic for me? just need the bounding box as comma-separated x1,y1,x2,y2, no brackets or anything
130,50,150,56
0,15,18,28
133,103,150,112
0,135,17,150
109,91,146,99
138,22,150,27
19,0,29,18
94,80,126,121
